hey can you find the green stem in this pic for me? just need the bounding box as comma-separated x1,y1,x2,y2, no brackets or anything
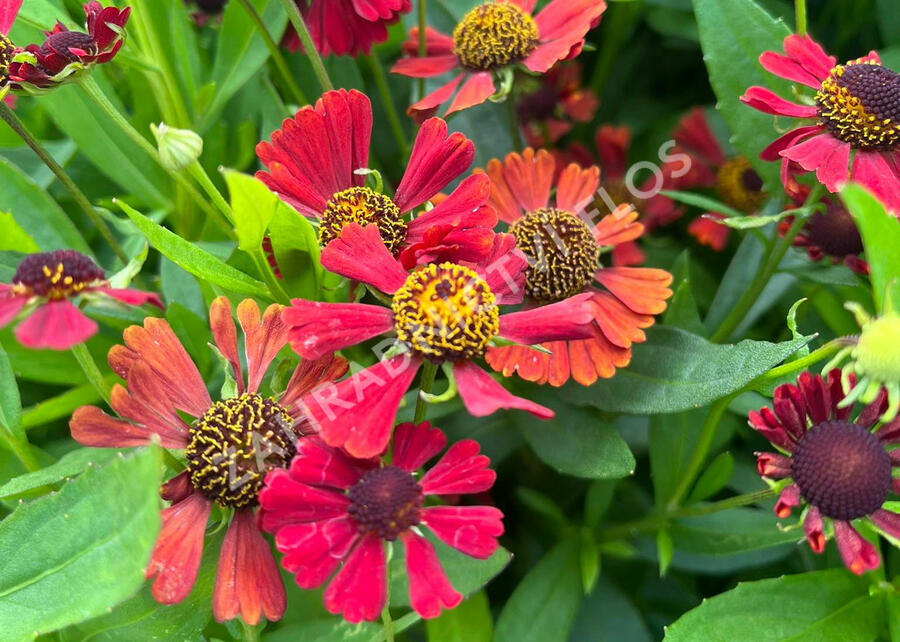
363,54,408,154
710,214,808,343
589,1,643,94
795,0,807,35
236,0,308,106
600,488,775,542
666,393,736,511
77,76,219,222
417,0,427,99
71,343,110,405
506,96,523,152
239,619,260,642
279,0,334,92
755,339,846,385
253,251,291,305
413,361,438,423
0,102,129,265
186,162,234,227
5,432,42,473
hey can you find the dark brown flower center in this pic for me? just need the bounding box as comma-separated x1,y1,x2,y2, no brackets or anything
452,2,538,71
41,31,98,63
347,466,423,540
12,250,105,299
195,0,228,14
792,420,891,520
510,208,599,303
715,157,766,214
817,61,900,150
186,393,295,509
804,201,864,257
320,187,407,253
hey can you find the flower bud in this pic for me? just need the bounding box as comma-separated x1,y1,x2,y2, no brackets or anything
151,123,203,171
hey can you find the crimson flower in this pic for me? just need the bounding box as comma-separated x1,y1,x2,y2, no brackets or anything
259,421,503,622
0,0,22,91
283,224,598,458
391,0,606,121
282,0,411,57
778,197,868,275
750,369,900,574
517,63,599,148
741,34,900,213
0,250,161,350
8,2,130,92
256,89,496,269
480,148,672,386
69,297,348,624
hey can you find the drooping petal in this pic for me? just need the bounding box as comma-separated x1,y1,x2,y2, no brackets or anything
851,151,900,214
833,520,880,574
445,72,496,116
147,492,212,605
498,293,596,344
453,361,553,419
280,354,350,414
803,505,826,553
283,299,394,361
210,296,244,394
320,223,409,293
258,469,351,532
498,148,556,214
594,267,673,315
406,174,494,244
276,516,359,588
15,300,98,350
93,287,163,308
870,509,900,541
69,403,188,450
405,74,465,124
390,54,458,78
421,506,504,559
555,162,600,213
781,34,836,83
237,300,289,393
781,134,851,193
401,532,461,619
755,452,793,479
740,87,818,118
288,437,375,490
568,335,631,385
774,483,801,518
323,535,387,623
392,422,447,473
0,291,27,329
213,509,286,625
419,439,495,496
476,233,528,305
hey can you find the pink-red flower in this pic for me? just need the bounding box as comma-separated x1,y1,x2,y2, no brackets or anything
256,89,496,269
282,0,411,57
0,250,161,350
259,421,503,622
69,297,348,624
391,0,606,121
750,369,900,574
741,34,900,213
479,148,672,387
8,2,130,91
517,63,599,147
0,0,21,90
283,224,598,458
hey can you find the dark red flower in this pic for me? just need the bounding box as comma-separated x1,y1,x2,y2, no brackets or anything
69,297,349,624
0,250,161,350
741,34,900,213
8,1,129,91
750,369,900,574
391,0,606,121
282,0,411,57
258,421,503,622
778,197,868,275
256,89,497,269
517,63,599,147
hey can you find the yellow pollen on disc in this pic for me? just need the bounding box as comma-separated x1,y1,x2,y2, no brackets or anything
715,157,767,214
392,262,500,361
452,2,539,71
319,186,407,253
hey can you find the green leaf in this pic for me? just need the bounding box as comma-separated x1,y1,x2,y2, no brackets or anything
0,341,22,440
579,529,600,594
656,528,674,576
267,206,324,300
686,451,734,503
0,448,119,500
668,508,799,560
494,538,582,642
660,190,744,219
841,183,900,313
0,212,39,253
515,388,635,479
426,591,493,642
264,619,380,642
0,448,163,640
223,169,279,253
692,0,792,190
117,200,269,297
0,158,91,255
664,570,883,641
558,326,811,414
664,252,705,335
570,579,652,642
712,212,790,230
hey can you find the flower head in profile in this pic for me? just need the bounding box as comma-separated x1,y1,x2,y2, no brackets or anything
283,225,598,458
741,34,900,213
517,63,599,148
778,196,868,275
282,0,411,57
0,0,22,93
480,148,673,387
391,0,606,121
8,2,130,92
751,369,900,574
69,297,348,625
0,250,161,350
256,89,497,269
259,421,503,622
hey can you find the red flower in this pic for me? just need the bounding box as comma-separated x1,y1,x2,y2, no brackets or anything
750,369,900,574
256,89,497,269
391,0,606,121
778,196,868,275
258,421,503,622
8,2,130,91
283,224,598,458
740,34,900,213
69,297,348,624
479,148,672,387
282,0,411,57
517,63,599,147
0,0,21,90
0,250,161,350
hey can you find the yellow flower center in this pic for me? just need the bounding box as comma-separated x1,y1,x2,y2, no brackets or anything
392,262,499,361
452,2,539,71
715,156,766,214
0,34,13,85
816,60,900,150
320,187,407,253
510,208,599,303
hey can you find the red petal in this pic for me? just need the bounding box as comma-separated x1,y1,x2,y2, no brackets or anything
851,151,900,214
476,234,529,305
323,535,386,623
283,299,394,360
870,509,900,541
422,506,504,559
15,300,97,350
401,532,461,619
147,493,211,605
781,134,850,192
288,437,374,489
445,72,496,116
392,422,447,473
406,174,494,244
594,266,674,315
280,354,350,413
803,505,826,553
405,75,465,124
498,148,555,213
390,54,458,78
258,469,351,532
419,439,495,496
755,452,792,479
237,299,289,393
69,404,188,449
210,296,244,394
774,483,800,518
740,86,817,118
556,162,600,212
0,0,22,34
498,293,596,344
453,361,553,419
833,520,880,574
276,517,358,588
320,222,409,293
94,287,163,308
0,291,27,328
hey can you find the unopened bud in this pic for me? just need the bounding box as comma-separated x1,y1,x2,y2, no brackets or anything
151,123,203,171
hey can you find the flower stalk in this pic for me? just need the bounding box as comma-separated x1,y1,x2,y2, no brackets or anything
278,0,334,92
71,342,110,405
